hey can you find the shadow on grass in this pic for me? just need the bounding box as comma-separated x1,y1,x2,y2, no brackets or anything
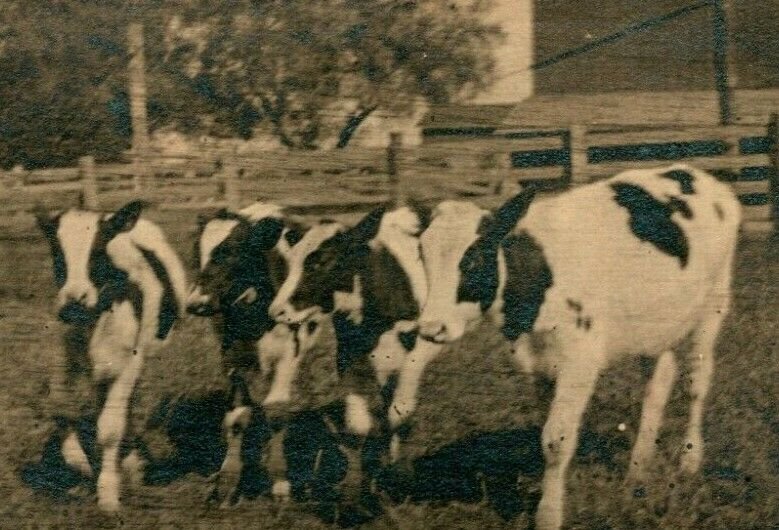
20,391,632,526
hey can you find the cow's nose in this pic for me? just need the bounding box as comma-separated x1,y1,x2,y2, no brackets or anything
419,321,447,342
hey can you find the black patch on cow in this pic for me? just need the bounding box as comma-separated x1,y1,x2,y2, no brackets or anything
333,249,419,375
398,330,417,351
138,248,178,339
284,223,310,247
193,216,287,353
611,183,690,267
500,231,554,342
456,232,501,310
37,214,67,287
714,203,725,220
456,187,537,310
661,169,696,195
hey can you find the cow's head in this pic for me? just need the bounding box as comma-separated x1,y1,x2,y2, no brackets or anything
187,209,286,317
418,188,535,343
36,200,146,325
268,207,386,325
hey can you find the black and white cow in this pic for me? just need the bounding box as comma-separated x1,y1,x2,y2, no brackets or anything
267,205,441,511
36,200,188,511
186,202,321,505
413,164,740,530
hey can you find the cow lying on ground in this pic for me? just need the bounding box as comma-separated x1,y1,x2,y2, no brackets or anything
268,205,440,517
186,202,320,506
35,200,188,511
414,164,740,530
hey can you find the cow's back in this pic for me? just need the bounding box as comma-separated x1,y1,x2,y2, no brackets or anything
518,165,740,356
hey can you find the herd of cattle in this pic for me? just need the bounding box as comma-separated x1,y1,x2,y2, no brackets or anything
28,163,741,530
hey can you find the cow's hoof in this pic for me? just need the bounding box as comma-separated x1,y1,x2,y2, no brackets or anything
207,472,241,508
97,497,120,513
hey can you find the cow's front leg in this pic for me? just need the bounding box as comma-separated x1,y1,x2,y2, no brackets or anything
265,426,290,501
209,405,252,507
95,352,143,512
535,357,600,530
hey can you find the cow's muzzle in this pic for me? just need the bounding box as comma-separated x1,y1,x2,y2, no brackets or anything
58,301,96,325
418,320,451,344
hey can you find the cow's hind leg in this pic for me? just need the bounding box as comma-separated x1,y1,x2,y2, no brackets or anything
535,354,601,530
681,300,728,474
95,352,143,512
627,350,678,482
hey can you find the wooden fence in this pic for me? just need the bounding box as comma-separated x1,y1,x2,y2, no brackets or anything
1,116,777,235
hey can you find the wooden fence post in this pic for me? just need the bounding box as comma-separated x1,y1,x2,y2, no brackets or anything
223,163,240,210
769,113,779,232
128,22,149,193
569,124,589,185
387,132,406,207
79,156,98,209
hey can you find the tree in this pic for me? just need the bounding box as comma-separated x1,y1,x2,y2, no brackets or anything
164,0,502,148
0,1,501,167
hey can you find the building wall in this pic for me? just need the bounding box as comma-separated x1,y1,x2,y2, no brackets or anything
533,0,777,94
473,0,534,104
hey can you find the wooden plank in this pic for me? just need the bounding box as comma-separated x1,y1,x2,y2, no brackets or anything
732,180,770,195
583,154,771,179
588,125,767,146
741,204,771,221
421,135,565,152
741,220,774,235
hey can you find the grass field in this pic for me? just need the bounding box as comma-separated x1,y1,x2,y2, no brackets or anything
0,210,778,529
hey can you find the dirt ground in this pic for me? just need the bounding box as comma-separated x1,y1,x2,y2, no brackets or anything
0,211,777,529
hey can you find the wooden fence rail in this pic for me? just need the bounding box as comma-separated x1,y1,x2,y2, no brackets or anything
1,117,777,235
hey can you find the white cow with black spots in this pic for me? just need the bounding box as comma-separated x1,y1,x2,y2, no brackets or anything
412,164,740,530
36,201,188,512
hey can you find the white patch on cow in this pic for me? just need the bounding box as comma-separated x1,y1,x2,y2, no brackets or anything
224,405,252,430
370,207,428,305
387,337,443,427
260,325,301,406
334,275,363,324
89,301,139,380
62,431,93,477
239,202,284,222
199,219,239,270
270,222,345,322
368,325,408,386
418,201,489,342
345,394,372,435
56,210,101,308
125,218,189,313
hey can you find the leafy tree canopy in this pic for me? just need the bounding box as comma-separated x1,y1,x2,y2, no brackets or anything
0,1,500,167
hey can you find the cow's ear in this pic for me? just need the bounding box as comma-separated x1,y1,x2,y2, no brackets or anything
33,204,59,236
248,217,284,251
214,208,231,219
346,206,386,245
107,200,147,236
196,212,211,231
486,186,536,242
407,199,433,233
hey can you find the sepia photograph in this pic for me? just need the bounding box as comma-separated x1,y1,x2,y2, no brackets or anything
0,1,777,528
